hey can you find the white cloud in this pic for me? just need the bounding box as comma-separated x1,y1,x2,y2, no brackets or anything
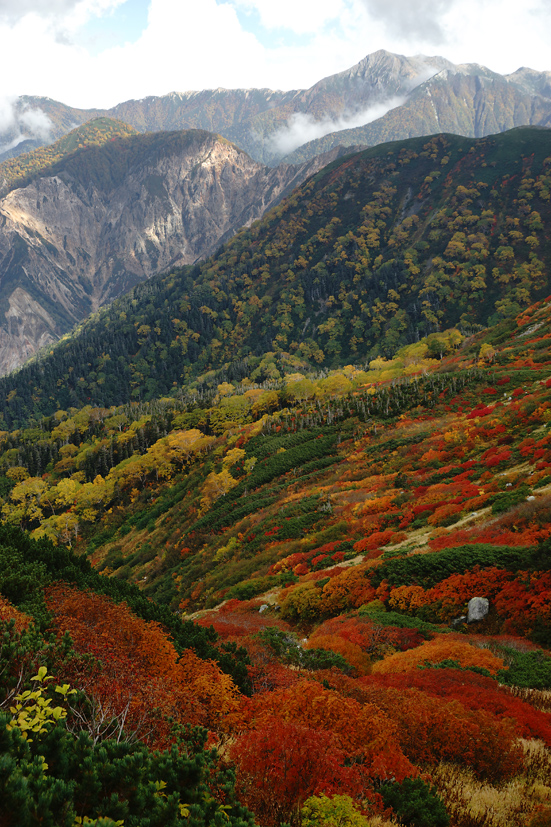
90,0,267,103
0,0,79,21
0,0,124,26
360,0,453,43
269,96,405,156
18,107,53,140
0,96,17,133
0,97,53,154
231,0,346,34
0,0,550,111
441,0,551,74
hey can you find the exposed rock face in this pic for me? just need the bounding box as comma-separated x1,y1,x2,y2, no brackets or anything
467,597,489,623
0,130,345,376
0,288,57,375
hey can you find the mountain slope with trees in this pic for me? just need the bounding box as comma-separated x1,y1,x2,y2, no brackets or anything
1,126,550,426
0,117,139,197
3,126,551,827
281,61,551,164
0,120,345,377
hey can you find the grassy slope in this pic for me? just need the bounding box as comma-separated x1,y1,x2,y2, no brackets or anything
2,299,551,825
80,297,551,614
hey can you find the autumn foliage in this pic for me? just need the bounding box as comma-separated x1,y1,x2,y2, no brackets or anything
370,634,504,675
44,584,241,747
358,684,524,782
0,596,31,631
231,678,415,825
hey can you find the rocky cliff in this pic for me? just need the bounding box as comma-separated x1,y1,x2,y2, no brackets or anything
0,129,341,376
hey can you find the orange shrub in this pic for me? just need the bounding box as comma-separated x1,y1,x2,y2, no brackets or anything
360,685,524,782
246,679,415,783
371,635,504,675
0,595,31,631
44,584,241,745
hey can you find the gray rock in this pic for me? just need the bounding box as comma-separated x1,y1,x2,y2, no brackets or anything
467,597,489,623
258,604,270,614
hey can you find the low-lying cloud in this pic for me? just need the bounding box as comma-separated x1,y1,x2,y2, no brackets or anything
269,96,405,157
0,97,53,155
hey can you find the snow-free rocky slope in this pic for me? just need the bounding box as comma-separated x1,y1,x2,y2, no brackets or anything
0,125,346,375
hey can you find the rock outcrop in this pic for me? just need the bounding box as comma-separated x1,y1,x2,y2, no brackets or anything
0,130,345,376
467,597,489,623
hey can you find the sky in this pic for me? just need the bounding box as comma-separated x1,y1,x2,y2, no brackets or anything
1,0,551,110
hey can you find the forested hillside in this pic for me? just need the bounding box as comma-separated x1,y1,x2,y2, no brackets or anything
3,127,551,827
0,120,334,377
0,118,138,196
3,292,551,825
1,126,551,427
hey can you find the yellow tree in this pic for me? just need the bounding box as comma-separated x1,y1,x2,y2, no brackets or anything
200,469,239,513
2,477,47,528
164,429,214,468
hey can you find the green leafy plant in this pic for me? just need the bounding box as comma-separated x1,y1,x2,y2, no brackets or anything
380,777,449,827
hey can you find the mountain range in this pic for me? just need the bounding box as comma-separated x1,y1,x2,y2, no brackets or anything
4,50,551,167
0,48,550,376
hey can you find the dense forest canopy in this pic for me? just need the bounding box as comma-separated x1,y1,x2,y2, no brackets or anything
0,117,139,195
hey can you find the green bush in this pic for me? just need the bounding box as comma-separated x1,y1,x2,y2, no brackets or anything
370,544,531,589
0,713,255,827
256,628,352,673
498,649,551,690
380,777,449,827
491,484,531,514
358,609,448,637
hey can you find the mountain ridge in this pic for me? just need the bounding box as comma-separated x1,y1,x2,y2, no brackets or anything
4,50,551,167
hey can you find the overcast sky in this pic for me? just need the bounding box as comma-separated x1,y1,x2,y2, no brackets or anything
1,0,551,108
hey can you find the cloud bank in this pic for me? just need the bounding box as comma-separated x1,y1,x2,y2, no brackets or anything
360,0,454,43
0,98,53,155
269,97,405,156
0,0,79,19
0,0,550,109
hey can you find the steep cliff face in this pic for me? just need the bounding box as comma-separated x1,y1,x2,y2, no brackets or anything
0,130,335,376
